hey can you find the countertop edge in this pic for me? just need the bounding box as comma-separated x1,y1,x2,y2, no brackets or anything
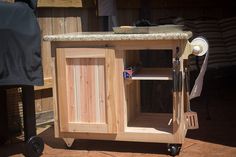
43,31,193,42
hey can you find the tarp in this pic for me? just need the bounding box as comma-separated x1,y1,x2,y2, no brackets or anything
0,1,43,86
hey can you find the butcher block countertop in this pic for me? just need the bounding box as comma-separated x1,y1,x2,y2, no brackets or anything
43,31,192,42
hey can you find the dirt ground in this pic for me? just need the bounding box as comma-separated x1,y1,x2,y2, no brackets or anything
0,76,236,157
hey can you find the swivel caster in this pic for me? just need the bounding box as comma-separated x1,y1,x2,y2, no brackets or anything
167,144,182,156
25,136,44,157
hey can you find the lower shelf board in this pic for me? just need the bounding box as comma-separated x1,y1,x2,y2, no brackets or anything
126,113,173,134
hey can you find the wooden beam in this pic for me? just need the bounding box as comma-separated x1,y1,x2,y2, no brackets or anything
38,0,83,8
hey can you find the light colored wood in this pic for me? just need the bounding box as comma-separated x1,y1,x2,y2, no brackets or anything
65,9,79,33
38,8,83,87
59,131,180,144
38,0,82,8
64,48,106,58
55,47,117,134
52,8,65,35
126,113,173,134
135,80,141,120
181,41,193,60
172,39,191,142
114,51,126,133
56,48,69,132
68,123,108,133
63,138,75,148
66,59,77,122
124,51,140,129
66,58,106,123
34,78,53,90
37,8,53,112
131,68,173,80
51,37,192,145
125,81,141,123
185,112,199,129
47,9,83,136
52,11,68,133
51,43,60,137
105,49,117,133
35,91,53,113
182,44,199,130
38,9,53,81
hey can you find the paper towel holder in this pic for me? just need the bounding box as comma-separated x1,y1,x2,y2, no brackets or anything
191,37,209,56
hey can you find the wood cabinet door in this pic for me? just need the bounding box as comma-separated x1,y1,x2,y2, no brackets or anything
56,48,117,134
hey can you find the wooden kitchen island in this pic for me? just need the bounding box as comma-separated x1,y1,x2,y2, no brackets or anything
44,31,196,155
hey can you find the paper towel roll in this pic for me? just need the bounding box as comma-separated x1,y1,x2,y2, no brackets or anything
189,37,209,100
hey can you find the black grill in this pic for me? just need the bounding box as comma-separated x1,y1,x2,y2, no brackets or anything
0,1,44,156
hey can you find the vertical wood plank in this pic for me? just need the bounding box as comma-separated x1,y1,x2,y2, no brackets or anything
74,59,81,122
94,59,100,122
66,59,76,122
64,9,78,33
114,51,126,132
51,43,60,137
105,49,117,133
52,8,65,35
38,9,53,80
98,59,106,123
56,49,69,132
79,59,87,123
73,58,107,123
88,58,96,123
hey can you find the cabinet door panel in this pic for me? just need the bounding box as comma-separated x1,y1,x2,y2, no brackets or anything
56,48,116,133
66,58,106,123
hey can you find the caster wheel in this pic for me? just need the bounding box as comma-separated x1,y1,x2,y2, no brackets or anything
25,136,44,157
167,144,182,156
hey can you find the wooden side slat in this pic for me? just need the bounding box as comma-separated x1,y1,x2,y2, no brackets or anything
105,49,117,133
56,48,69,132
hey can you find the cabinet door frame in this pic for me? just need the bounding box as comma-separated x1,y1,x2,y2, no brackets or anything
56,47,117,134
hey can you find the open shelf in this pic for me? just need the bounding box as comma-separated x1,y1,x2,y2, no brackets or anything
131,68,173,80
126,113,173,134
124,50,174,135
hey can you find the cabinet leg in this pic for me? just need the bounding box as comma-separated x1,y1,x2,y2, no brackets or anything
22,86,36,141
63,138,75,148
